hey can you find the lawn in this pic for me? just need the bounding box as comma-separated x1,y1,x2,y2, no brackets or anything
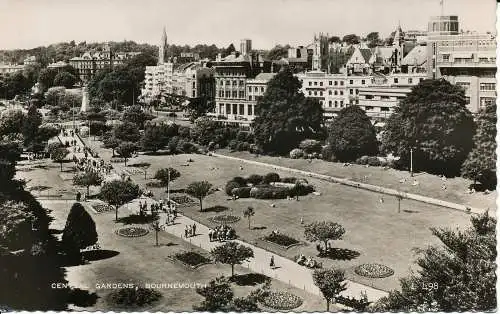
107,150,474,292
27,160,327,312
223,150,496,210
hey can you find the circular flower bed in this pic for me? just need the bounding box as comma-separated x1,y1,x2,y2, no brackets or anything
171,194,196,205
107,287,162,307
116,226,149,237
173,251,211,268
354,263,394,278
209,215,240,224
92,203,114,213
261,291,303,310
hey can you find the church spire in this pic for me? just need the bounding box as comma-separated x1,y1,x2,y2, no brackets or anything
159,26,168,64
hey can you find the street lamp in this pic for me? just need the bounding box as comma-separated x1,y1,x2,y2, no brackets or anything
410,148,413,177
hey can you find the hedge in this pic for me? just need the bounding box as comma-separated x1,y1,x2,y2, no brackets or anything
247,174,263,185
231,186,252,198
231,176,247,186
263,172,280,184
225,181,242,195
250,186,290,199
289,148,305,159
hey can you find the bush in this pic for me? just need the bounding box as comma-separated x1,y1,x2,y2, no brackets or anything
249,144,263,154
168,136,180,153
281,177,298,184
367,156,381,166
231,176,247,186
231,186,252,198
228,139,239,150
207,141,216,151
321,145,336,162
236,141,250,151
250,186,289,199
108,287,162,307
178,126,191,139
176,140,198,154
225,181,241,195
246,174,263,185
236,131,249,142
289,148,305,159
355,155,370,165
293,183,315,196
263,172,280,184
299,139,322,154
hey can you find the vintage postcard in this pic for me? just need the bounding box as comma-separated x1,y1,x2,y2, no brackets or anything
0,0,497,312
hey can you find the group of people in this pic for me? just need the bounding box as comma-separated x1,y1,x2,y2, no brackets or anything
208,225,236,242
295,254,322,268
74,155,112,176
184,223,197,238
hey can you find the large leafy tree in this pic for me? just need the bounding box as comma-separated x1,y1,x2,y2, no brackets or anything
381,79,475,176
37,68,58,90
51,147,69,171
116,141,136,166
122,105,154,129
73,171,103,196
100,180,141,221
342,34,361,45
22,105,42,147
266,44,291,60
0,201,35,252
210,241,254,277
153,168,180,190
0,109,24,136
327,106,378,161
313,268,347,311
186,181,213,212
61,202,98,258
253,67,325,154
113,121,141,143
373,211,496,312
0,72,30,99
141,124,168,152
53,71,77,88
186,97,215,122
461,102,496,188
304,221,345,253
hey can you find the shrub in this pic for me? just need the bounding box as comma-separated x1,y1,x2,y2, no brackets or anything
108,287,161,307
231,187,252,198
251,186,289,199
321,145,336,162
231,176,247,186
246,174,263,185
281,177,298,184
178,126,191,139
207,141,216,151
293,183,315,196
289,148,305,159
367,156,381,166
176,140,198,154
263,172,280,184
236,141,250,151
168,136,180,153
299,139,322,154
249,144,263,154
236,131,249,142
355,155,370,165
228,139,239,150
225,181,242,195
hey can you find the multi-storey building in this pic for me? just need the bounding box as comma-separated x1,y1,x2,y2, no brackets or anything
142,63,174,99
69,43,140,82
47,61,69,70
425,15,496,112
0,63,25,78
240,39,252,56
23,56,37,65
171,62,215,99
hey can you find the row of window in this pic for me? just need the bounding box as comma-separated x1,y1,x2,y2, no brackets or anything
219,103,254,116
218,79,245,86
364,106,390,111
307,80,346,87
480,83,496,91
326,100,344,108
218,90,246,98
248,95,263,101
248,86,265,93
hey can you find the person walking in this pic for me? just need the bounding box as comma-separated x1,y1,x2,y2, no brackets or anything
208,229,213,242
184,226,188,238
192,223,196,236
270,255,275,269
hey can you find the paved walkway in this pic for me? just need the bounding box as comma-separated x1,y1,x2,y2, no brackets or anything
70,134,388,304
211,153,486,215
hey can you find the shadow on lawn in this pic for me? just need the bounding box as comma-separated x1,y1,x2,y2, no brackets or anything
203,205,228,213
230,273,270,286
252,226,267,230
82,250,120,262
403,209,419,214
318,248,360,261
117,214,157,225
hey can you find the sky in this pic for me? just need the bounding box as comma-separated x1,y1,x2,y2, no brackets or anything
0,0,496,50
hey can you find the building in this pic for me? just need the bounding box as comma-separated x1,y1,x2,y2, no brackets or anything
240,39,252,56
47,61,69,69
23,56,37,65
69,43,140,81
142,63,174,99
159,26,168,64
0,63,25,78
171,62,215,100
425,15,496,112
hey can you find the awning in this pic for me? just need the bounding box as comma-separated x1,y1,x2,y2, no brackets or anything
452,52,473,58
476,52,495,58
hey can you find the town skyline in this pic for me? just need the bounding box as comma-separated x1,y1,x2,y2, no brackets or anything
0,0,496,50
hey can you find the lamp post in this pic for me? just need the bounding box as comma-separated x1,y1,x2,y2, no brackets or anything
410,148,413,177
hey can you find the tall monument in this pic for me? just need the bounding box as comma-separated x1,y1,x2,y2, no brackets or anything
158,26,168,64
80,86,89,112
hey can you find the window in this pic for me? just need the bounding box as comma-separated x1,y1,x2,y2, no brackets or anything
381,96,389,100
480,97,495,108
255,87,258,92
314,91,317,96
239,104,245,115
192,90,195,97
329,81,332,85
328,100,332,107
334,90,338,95
340,81,344,86
361,80,365,85
192,82,195,88
356,89,359,95
329,90,332,95
240,80,244,86
420,78,424,82
320,81,323,86
340,90,344,95
225,91,230,98
248,105,253,116
248,95,253,101
239,91,245,98
226,103,231,114
248,87,252,92
261,87,264,93
320,91,323,96
365,95,373,99
309,81,312,86
232,104,237,114
314,81,318,86
480,83,495,91
334,81,338,86
219,90,223,97
381,107,390,112
349,80,353,84
394,78,399,83
219,104,224,114
232,91,237,98
350,89,353,95
365,106,374,110
233,80,237,86
442,54,450,62
308,91,312,96
408,78,413,84
340,100,344,106
226,80,230,86
334,100,338,107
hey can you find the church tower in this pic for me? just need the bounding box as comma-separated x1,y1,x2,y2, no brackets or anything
158,26,168,65
392,23,405,68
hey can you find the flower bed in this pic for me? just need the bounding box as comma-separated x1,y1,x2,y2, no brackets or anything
261,291,303,310
173,251,211,268
92,203,114,213
263,233,300,247
116,226,149,237
208,215,241,224
354,263,394,278
171,194,196,205
107,287,162,308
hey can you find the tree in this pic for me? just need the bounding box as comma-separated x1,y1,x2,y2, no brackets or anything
266,44,290,60
153,168,180,191
373,211,496,312
243,206,255,230
210,241,254,277
186,181,212,212
304,221,345,253
186,97,215,122
0,109,24,136
73,171,103,196
327,106,378,161
100,180,141,221
381,79,475,176
224,43,236,56
116,141,136,166
51,147,68,171
313,268,347,311
365,32,381,48
38,68,58,90
190,117,220,146
329,36,341,43
53,71,77,88
122,105,154,129
141,124,168,152
461,102,496,188
61,202,98,259
44,86,67,108
342,34,360,45
0,201,35,252
194,276,234,311
253,67,325,154
102,136,120,156
22,105,42,147
0,72,30,99
113,122,141,143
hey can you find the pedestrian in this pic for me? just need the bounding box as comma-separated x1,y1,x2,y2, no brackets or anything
379,197,384,203
76,191,81,201
270,256,275,269
184,226,188,238
192,223,196,236
208,229,213,242
300,217,304,225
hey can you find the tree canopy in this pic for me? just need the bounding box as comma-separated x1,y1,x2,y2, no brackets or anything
342,34,361,45
113,121,141,143
253,67,325,154
313,268,347,311
210,241,254,277
327,106,378,161
53,71,78,88
381,79,475,176
154,168,180,190
304,221,345,252
73,171,103,196
61,202,98,257
186,181,213,212
100,180,141,221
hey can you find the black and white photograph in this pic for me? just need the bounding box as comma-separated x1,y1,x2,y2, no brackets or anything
0,0,497,312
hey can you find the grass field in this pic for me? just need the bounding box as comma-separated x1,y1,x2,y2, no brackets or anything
108,151,474,292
